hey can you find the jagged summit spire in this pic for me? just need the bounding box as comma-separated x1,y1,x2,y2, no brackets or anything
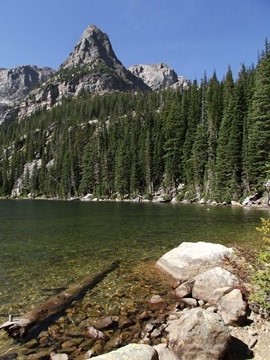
60,24,120,70
82,24,103,37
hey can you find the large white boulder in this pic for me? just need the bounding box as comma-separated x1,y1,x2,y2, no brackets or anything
156,242,234,282
88,344,158,360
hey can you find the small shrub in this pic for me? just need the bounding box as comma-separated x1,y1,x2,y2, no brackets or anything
250,218,270,310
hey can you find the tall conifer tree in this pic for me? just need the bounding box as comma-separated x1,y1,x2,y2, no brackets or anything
247,44,270,190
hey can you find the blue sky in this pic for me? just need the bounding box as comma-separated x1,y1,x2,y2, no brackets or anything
0,0,269,80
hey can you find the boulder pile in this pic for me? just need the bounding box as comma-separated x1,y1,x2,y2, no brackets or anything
86,242,252,360
3,242,266,360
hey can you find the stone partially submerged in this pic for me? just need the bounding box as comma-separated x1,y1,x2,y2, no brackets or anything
156,242,234,282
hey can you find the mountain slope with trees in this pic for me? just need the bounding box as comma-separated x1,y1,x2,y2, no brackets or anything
0,42,269,202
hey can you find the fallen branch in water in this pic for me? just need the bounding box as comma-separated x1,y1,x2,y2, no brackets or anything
0,261,120,339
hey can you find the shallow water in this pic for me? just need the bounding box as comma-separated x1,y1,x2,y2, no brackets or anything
0,200,268,353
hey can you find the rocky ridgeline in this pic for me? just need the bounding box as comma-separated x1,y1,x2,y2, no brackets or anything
128,63,188,91
1,242,269,360
0,25,188,124
0,66,54,123
13,25,150,121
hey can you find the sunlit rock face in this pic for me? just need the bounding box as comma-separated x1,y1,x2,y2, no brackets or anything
0,65,54,123
128,63,188,91
11,25,150,121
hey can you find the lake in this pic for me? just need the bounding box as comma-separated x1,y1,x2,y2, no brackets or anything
0,200,268,353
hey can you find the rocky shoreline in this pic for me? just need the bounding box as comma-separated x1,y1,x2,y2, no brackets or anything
0,242,269,360
2,191,270,211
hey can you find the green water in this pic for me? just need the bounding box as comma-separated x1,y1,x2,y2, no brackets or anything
0,200,268,315
0,200,269,354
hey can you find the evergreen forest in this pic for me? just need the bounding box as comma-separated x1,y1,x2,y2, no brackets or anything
0,45,269,202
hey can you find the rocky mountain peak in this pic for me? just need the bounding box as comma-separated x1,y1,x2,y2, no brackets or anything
60,24,122,70
8,24,149,121
0,24,189,123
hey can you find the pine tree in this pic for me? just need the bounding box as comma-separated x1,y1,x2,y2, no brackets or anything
162,90,188,192
214,67,236,201
247,46,270,191
204,71,223,198
182,80,200,192
192,76,208,198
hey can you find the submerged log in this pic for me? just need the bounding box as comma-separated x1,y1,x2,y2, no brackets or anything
0,261,120,339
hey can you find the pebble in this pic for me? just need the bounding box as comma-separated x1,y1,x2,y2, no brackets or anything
118,316,135,329
0,353,18,360
150,328,161,338
179,298,197,307
25,339,39,349
50,354,69,360
206,306,216,312
198,300,204,307
144,323,154,333
28,350,52,359
138,337,151,345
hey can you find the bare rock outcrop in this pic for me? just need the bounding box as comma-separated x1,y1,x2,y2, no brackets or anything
128,63,188,90
0,65,54,123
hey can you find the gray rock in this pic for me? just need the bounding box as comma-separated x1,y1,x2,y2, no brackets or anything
179,297,197,307
156,242,234,281
11,159,42,197
0,65,54,123
150,328,162,338
86,326,106,339
50,354,69,360
87,344,158,360
231,200,242,207
128,63,188,91
153,344,180,360
217,289,248,326
167,308,230,360
192,267,239,304
149,294,166,309
174,280,195,298
198,299,204,307
91,316,117,330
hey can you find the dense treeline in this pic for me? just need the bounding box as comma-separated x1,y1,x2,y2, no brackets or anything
0,45,269,201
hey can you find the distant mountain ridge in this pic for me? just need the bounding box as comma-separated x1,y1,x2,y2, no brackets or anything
0,65,54,123
0,25,187,123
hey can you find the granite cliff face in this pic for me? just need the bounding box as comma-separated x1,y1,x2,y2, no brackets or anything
0,65,54,123
17,25,150,119
128,63,188,90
